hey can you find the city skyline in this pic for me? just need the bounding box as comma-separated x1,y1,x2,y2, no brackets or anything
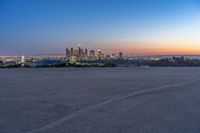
1,0,200,55
65,45,123,61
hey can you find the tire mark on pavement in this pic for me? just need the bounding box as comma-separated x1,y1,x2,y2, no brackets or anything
28,78,200,133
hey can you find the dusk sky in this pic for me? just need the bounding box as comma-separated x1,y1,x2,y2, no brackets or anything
1,0,200,55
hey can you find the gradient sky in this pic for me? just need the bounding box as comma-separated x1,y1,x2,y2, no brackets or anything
1,0,200,55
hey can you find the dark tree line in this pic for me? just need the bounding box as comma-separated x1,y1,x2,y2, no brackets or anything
2,57,200,68
138,57,200,67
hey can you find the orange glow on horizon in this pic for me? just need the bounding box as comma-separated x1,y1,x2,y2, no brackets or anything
100,42,200,55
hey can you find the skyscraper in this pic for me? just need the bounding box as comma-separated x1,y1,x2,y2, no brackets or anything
66,48,70,59
89,50,96,60
78,44,81,58
70,48,74,57
73,50,78,57
97,49,104,60
85,48,88,58
119,52,123,59
80,49,84,59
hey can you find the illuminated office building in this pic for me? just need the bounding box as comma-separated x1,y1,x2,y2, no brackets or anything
97,50,104,60
89,50,96,60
